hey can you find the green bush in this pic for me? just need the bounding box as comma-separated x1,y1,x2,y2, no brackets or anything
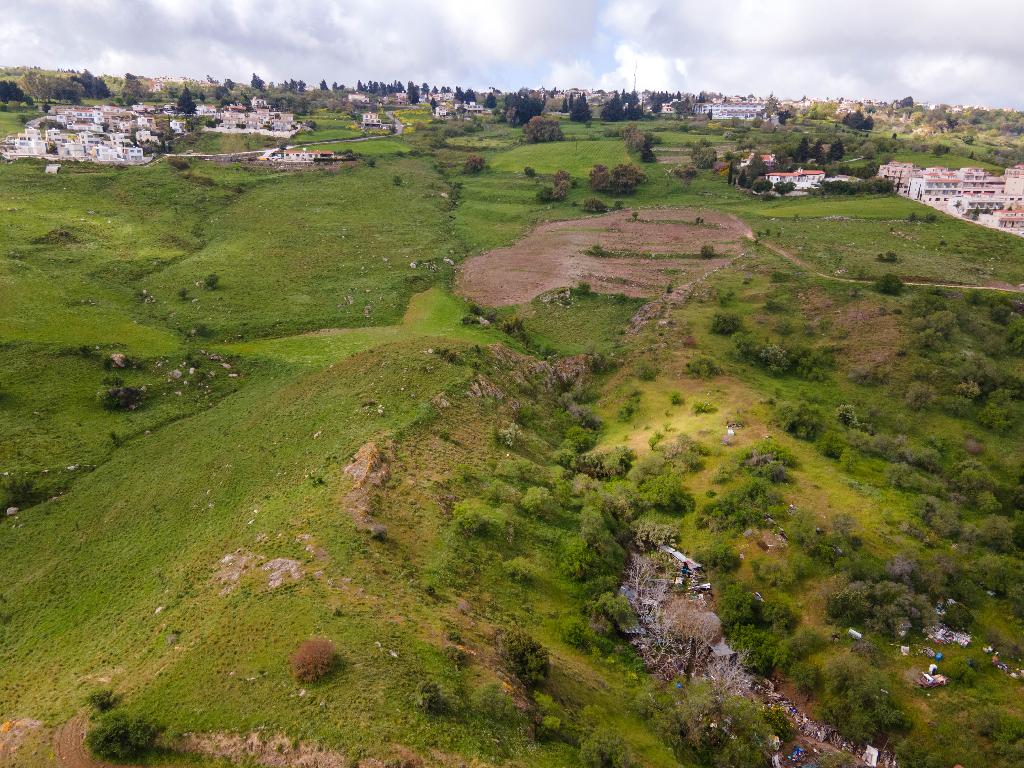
711,312,743,335
86,688,120,713
875,273,904,295
415,680,447,714
86,712,159,761
582,197,608,213
778,401,826,440
520,486,558,518
579,728,631,768
686,354,721,378
499,627,549,686
637,472,695,515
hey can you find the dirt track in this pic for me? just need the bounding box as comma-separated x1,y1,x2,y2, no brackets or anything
54,715,137,768
458,207,753,306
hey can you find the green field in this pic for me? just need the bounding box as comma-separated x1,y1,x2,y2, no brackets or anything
3,108,1024,768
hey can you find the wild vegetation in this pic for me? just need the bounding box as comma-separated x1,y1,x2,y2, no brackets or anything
2,82,1024,768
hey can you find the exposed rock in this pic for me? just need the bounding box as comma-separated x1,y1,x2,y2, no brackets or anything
262,558,302,589
169,369,183,380
109,352,127,368
6,507,18,516
342,442,391,531
214,550,256,595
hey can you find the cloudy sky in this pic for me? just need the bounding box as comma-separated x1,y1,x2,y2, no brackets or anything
3,0,1022,107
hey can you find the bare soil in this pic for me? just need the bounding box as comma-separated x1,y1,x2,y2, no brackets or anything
458,208,753,306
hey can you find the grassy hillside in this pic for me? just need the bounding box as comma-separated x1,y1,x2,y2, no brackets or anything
3,111,1024,768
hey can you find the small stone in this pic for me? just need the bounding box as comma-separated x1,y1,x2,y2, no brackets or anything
6,506,19,516
169,369,183,379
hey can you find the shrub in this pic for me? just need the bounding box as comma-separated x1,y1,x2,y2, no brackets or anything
524,166,536,177
203,273,219,290
582,197,608,212
503,556,535,583
686,355,720,378
637,472,695,515
520,486,558,518
99,386,143,411
579,729,631,768
463,154,485,173
499,627,549,685
701,540,740,571
289,637,337,683
561,615,593,648
168,157,190,170
86,712,159,761
86,688,120,713
778,401,825,440
875,273,904,295
711,312,742,335
692,144,717,169
589,164,611,191
414,680,447,714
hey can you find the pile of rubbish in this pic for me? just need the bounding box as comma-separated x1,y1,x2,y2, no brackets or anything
760,683,899,767
925,624,971,647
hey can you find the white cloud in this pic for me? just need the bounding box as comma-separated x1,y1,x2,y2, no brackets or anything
598,0,1024,106
1,0,1022,106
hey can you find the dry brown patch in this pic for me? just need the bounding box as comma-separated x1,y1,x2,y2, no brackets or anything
458,208,753,306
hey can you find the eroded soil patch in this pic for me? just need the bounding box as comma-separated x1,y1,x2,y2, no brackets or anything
458,208,752,306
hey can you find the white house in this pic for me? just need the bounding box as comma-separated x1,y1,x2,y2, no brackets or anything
462,101,486,113
433,106,449,118
697,101,765,120
767,168,826,190
169,120,185,133
12,128,47,156
361,112,386,129
279,148,335,162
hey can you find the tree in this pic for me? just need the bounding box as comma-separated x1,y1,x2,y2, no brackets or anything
795,136,811,162
819,655,905,742
250,72,265,91
827,138,846,161
600,92,624,121
121,73,147,103
608,164,647,194
0,80,27,103
406,81,420,104
176,86,196,115
483,92,497,109
523,115,564,143
570,95,591,122
319,79,328,91
589,164,611,192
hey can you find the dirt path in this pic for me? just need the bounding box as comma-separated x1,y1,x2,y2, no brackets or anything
458,207,753,306
54,715,138,768
762,239,1024,294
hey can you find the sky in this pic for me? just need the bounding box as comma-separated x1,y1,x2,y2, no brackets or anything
2,0,1023,108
